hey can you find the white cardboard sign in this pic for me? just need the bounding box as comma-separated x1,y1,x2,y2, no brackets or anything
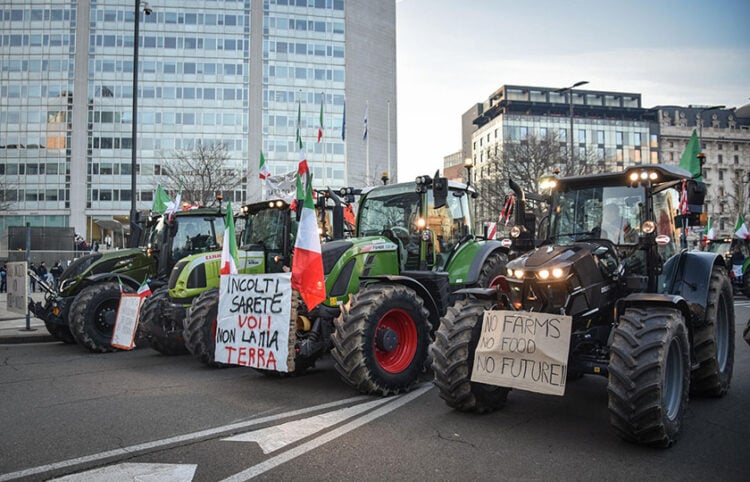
215,273,292,372
6,262,28,315
471,310,572,396
111,294,143,350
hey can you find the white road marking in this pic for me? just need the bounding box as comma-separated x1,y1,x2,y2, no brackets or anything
0,395,369,482
220,384,433,481
223,396,394,453
50,463,197,482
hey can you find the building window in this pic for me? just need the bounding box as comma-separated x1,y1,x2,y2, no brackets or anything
616,131,623,146
718,154,723,164
634,132,642,146
578,129,585,143
596,130,604,145
719,170,724,180
735,155,739,165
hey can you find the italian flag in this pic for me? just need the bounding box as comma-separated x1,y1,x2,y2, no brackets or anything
735,213,750,239
137,279,152,298
318,94,324,142
220,200,239,275
704,216,715,241
291,181,326,309
259,151,270,180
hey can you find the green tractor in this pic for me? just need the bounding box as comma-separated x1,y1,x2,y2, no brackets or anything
190,174,509,395
431,164,735,447
29,207,226,353
139,189,356,359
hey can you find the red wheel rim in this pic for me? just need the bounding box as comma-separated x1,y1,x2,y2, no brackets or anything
374,308,418,374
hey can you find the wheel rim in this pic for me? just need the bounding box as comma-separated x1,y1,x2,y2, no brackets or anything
663,337,685,420
715,294,729,372
374,308,418,374
95,299,119,336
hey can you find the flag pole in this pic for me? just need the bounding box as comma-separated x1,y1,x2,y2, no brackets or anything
387,99,391,182
365,100,370,183
321,92,327,186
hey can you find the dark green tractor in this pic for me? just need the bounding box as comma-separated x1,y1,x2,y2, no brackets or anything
29,207,225,353
431,164,735,447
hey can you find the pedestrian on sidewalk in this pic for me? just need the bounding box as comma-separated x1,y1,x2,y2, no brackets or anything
0,264,6,293
50,261,64,289
29,262,37,292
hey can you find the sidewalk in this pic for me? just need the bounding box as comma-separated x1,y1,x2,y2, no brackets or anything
0,292,56,344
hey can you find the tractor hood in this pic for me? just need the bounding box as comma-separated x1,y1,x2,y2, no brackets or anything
508,243,592,271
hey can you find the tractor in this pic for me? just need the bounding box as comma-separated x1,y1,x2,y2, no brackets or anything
431,164,735,447
139,189,357,358
29,206,226,352
243,174,510,396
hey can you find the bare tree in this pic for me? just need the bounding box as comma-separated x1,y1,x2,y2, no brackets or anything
160,143,243,206
0,178,17,211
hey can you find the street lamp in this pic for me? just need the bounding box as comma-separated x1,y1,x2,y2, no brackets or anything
129,1,151,246
694,104,725,154
555,81,589,175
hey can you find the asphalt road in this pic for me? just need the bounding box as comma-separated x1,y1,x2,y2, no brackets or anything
1,300,749,481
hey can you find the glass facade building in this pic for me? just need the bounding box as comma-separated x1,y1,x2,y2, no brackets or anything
0,0,396,244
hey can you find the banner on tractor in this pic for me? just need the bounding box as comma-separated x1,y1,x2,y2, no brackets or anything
471,310,572,396
111,294,144,350
215,273,293,372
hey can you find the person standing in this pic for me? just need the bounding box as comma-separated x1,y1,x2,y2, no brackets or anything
0,264,6,293
50,261,64,289
29,262,37,292
731,246,745,284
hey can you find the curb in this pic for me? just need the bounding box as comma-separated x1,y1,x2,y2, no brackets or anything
0,330,57,345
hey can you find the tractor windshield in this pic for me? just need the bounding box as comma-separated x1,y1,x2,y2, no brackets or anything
157,215,225,261
241,207,291,251
551,185,645,245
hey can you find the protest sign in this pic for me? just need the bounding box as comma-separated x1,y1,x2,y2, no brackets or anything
215,273,293,372
111,294,143,350
7,262,29,315
471,310,572,396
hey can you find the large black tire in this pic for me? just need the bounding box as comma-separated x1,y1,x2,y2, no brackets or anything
691,266,735,397
331,283,431,396
44,321,76,344
743,272,750,298
476,251,508,287
139,287,189,356
431,296,510,413
608,307,690,447
183,289,230,368
69,282,134,353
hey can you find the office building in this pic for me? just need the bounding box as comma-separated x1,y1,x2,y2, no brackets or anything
0,0,396,246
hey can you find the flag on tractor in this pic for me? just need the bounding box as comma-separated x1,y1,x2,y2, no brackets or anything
166,187,182,221
679,129,702,181
343,204,356,229
137,279,152,298
341,98,346,141
152,184,171,214
292,181,326,309
220,200,239,275
362,101,368,141
704,216,715,241
735,213,750,239
259,151,271,180
318,93,324,142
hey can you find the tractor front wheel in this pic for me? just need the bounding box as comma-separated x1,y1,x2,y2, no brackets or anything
608,306,690,447
331,283,430,396
69,282,133,353
44,321,76,344
139,287,189,356
183,289,230,368
431,296,509,413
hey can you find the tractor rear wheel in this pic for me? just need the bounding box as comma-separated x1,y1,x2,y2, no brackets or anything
331,283,430,396
476,252,508,287
431,296,509,413
139,287,189,356
608,306,690,447
183,289,230,368
691,266,735,396
69,281,134,353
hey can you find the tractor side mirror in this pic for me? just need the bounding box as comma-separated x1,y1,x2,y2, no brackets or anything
433,176,448,209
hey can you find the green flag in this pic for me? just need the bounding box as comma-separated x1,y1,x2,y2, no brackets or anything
679,129,702,181
152,184,171,214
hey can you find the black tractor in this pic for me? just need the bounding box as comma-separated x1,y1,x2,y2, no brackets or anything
431,164,735,447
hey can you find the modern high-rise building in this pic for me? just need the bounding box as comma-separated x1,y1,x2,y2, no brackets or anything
0,0,396,246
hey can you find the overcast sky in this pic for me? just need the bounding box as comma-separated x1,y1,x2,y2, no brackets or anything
395,0,750,181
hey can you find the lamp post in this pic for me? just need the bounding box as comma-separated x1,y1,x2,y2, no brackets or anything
555,81,589,175
129,1,151,244
464,158,476,230
694,104,725,156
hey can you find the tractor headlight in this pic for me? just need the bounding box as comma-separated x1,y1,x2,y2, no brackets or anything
552,267,566,279
629,172,639,182
506,268,514,277
513,269,525,279
510,226,521,238
535,267,567,280
538,269,550,280
642,220,656,234
416,218,426,229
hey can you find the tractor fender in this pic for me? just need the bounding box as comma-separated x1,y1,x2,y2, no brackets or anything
615,293,692,329
464,240,507,286
361,275,442,329
662,250,726,325
81,272,142,291
451,286,499,301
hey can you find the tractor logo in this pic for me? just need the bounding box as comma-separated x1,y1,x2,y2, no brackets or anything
655,235,671,245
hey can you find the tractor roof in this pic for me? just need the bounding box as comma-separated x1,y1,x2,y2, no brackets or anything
556,164,694,191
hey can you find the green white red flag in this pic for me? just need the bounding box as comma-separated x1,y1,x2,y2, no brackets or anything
735,213,749,239
220,200,239,275
137,279,152,298
318,93,324,142
291,181,326,309
259,151,270,180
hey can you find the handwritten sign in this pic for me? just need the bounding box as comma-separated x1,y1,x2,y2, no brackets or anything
111,294,143,350
215,273,292,372
6,262,28,315
471,310,572,396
